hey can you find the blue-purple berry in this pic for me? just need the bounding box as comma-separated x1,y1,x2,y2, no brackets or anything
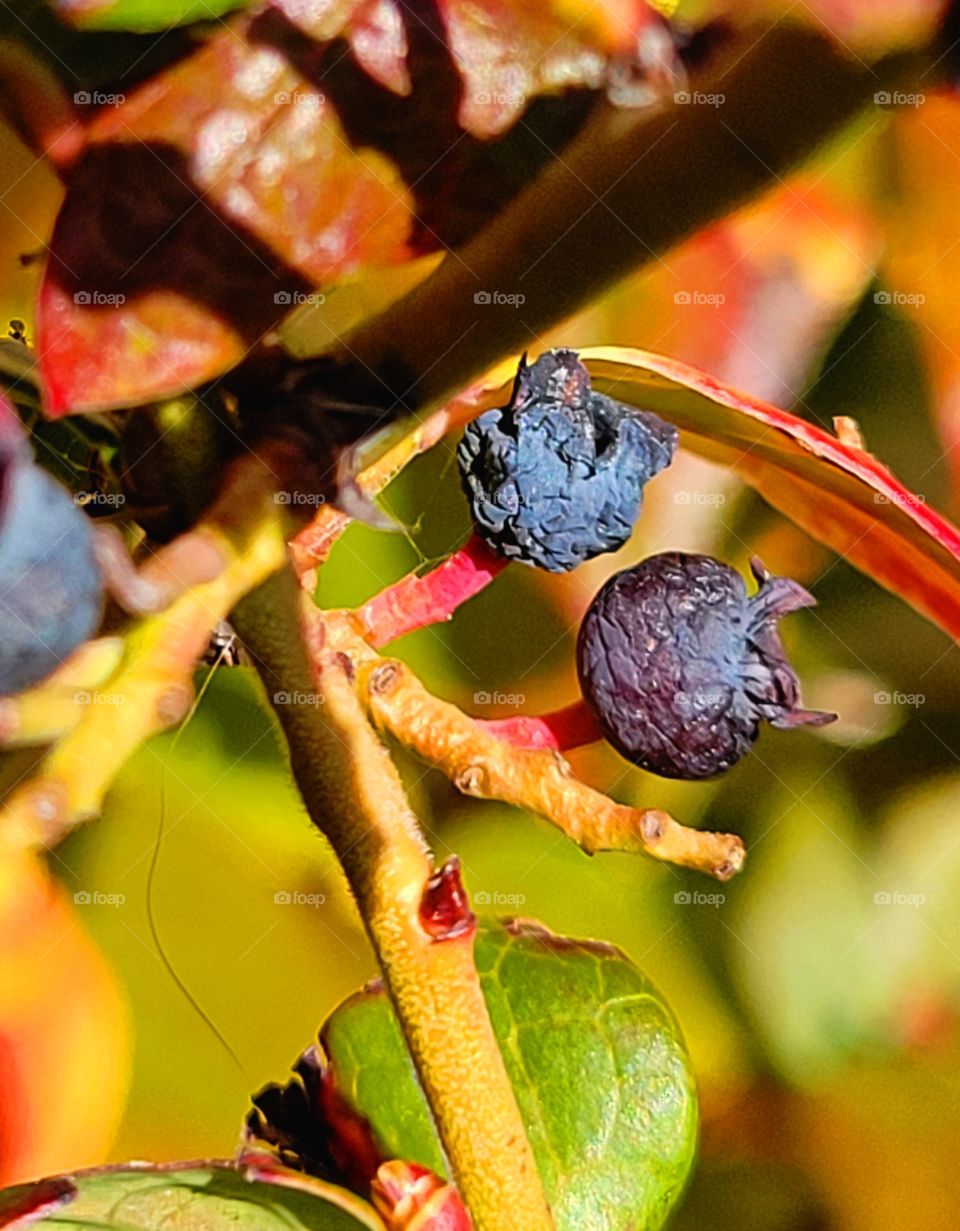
457,350,677,572
0,412,102,695
576,552,835,779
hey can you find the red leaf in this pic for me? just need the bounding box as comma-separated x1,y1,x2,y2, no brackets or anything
37,0,677,415
38,17,415,415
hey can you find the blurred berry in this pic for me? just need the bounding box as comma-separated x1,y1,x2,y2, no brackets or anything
458,349,677,571
0,400,102,695
577,552,835,779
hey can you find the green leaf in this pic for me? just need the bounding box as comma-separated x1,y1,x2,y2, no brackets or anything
48,0,247,31
0,1162,383,1230
265,920,698,1231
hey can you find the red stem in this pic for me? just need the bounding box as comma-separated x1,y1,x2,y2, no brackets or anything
359,533,508,647
478,700,602,751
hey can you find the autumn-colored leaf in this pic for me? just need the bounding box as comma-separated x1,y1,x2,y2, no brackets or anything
0,857,128,1185
591,347,960,638
882,92,960,496
37,21,413,415
713,0,949,52
36,0,677,415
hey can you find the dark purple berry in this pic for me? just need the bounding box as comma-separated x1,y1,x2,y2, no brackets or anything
0,398,102,695
457,349,677,572
576,552,835,779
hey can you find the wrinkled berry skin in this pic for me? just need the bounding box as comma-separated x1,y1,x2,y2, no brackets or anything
577,552,835,779
458,349,677,572
0,402,102,695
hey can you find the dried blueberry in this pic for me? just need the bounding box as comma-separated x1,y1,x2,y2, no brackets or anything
0,398,102,695
576,552,835,779
457,349,678,571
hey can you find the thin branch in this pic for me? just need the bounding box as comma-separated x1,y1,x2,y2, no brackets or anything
232,575,554,1231
477,701,603,751
357,533,507,647
320,620,744,879
321,28,933,413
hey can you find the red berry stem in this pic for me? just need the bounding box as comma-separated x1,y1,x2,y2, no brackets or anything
358,533,508,648
479,699,603,751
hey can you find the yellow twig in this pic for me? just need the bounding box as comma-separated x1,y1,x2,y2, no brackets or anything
233,577,555,1231
323,621,744,879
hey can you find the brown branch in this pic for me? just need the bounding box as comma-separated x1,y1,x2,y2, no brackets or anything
321,29,935,415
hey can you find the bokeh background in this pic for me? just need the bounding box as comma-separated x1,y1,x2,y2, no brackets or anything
4,4,960,1227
